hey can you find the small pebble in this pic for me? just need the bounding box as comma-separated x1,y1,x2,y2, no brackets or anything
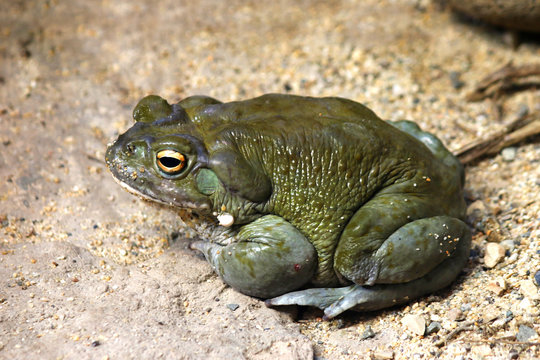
516,325,537,342
499,240,515,251
401,314,425,336
466,199,486,218
516,103,529,118
425,321,441,335
373,350,394,359
484,242,505,268
518,298,536,314
534,270,540,286
360,325,376,340
487,278,506,296
501,147,516,162
506,252,519,264
447,308,464,321
508,349,519,360
449,71,464,90
392,84,405,97
481,306,500,323
226,303,239,311
519,279,539,300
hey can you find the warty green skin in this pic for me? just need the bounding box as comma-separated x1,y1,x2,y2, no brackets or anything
106,94,471,319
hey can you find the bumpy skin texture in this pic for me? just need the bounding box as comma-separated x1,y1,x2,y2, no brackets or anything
106,94,471,319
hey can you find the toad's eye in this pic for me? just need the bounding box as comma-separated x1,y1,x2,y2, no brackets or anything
156,150,186,175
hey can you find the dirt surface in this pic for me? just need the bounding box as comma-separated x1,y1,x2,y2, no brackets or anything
1,0,539,359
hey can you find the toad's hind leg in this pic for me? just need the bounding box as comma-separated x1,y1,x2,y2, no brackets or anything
267,231,470,319
266,216,471,319
191,215,317,299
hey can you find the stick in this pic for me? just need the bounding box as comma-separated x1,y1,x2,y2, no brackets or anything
454,113,540,165
467,63,540,101
433,321,475,347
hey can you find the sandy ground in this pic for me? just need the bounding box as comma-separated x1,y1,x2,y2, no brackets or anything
1,0,539,359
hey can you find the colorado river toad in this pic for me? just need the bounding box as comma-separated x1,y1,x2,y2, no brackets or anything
106,94,471,319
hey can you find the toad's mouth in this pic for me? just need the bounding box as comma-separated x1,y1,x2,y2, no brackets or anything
108,171,210,212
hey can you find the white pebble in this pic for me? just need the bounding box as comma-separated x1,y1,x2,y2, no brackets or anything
392,84,405,97
519,279,539,300
501,147,517,162
401,314,425,336
484,242,505,268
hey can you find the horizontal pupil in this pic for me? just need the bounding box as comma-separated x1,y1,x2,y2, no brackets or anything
160,156,181,168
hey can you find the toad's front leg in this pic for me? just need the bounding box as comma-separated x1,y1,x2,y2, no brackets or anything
191,215,317,298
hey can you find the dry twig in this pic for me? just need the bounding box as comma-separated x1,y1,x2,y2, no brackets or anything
455,112,540,164
467,62,540,101
455,61,540,164
433,321,476,347
458,339,540,347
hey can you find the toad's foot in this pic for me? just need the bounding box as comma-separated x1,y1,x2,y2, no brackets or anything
265,285,364,319
266,283,418,320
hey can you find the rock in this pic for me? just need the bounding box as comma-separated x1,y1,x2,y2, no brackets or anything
519,280,539,300
373,350,394,359
447,308,465,321
473,344,494,358
499,240,515,251
485,219,504,243
401,314,425,336
466,200,487,220
392,84,405,97
449,71,464,90
484,243,505,268
487,283,504,296
534,270,540,286
360,325,376,340
227,303,240,311
426,321,442,335
518,298,536,315
501,147,516,162
487,277,507,296
481,306,500,323
516,325,537,342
